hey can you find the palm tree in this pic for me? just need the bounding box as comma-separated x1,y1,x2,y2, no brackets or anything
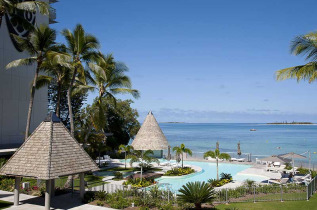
128,150,159,181
62,24,100,137
173,143,192,168
178,181,215,209
203,149,230,180
276,32,317,83
88,53,140,104
0,0,49,27
6,24,67,140
118,144,134,169
36,45,71,117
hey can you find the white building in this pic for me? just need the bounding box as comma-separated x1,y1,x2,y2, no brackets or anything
0,0,57,150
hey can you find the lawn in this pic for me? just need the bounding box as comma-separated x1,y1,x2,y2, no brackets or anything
0,201,12,210
216,194,317,210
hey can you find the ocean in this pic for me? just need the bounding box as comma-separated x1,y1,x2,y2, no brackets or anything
159,123,317,166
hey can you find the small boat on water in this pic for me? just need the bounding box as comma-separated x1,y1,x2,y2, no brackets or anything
250,129,256,131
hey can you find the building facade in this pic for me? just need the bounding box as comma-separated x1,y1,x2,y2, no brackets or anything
0,0,57,148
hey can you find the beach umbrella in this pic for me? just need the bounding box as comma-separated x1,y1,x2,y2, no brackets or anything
216,141,219,151
260,155,290,164
279,152,306,173
237,142,242,156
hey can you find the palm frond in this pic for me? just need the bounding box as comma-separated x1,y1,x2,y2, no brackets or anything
16,1,50,15
6,57,36,69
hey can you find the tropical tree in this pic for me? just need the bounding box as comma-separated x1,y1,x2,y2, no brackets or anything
0,0,49,27
118,144,134,169
276,32,317,83
84,53,139,145
178,181,215,209
204,149,230,180
62,24,100,137
173,143,192,168
36,45,71,117
128,150,159,181
6,24,68,140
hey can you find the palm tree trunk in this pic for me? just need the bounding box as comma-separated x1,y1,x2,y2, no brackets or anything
24,61,41,140
182,153,184,168
55,81,62,118
124,152,127,169
216,158,219,180
67,66,77,137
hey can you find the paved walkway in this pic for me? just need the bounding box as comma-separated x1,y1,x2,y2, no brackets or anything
0,190,114,210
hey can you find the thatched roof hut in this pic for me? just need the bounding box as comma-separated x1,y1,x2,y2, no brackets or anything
131,111,169,151
0,113,99,209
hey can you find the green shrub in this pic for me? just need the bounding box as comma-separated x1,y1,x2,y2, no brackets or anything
95,190,107,201
285,162,292,170
123,177,156,188
208,178,231,187
165,167,195,176
82,191,96,203
96,201,104,206
220,173,232,180
114,172,123,180
178,181,215,209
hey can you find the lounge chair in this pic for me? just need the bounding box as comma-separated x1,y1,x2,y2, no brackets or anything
231,158,238,161
237,158,245,162
273,162,281,167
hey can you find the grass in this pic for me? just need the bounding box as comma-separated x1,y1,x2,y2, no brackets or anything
0,201,12,210
100,167,163,172
216,193,317,210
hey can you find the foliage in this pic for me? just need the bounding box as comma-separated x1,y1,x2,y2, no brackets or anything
285,163,292,170
128,150,160,169
276,32,317,84
114,172,123,180
96,201,104,206
165,167,195,176
244,179,256,188
220,173,233,180
208,178,232,187
82,191,96,203
173,143,192,168
204,148,231,180
123,177,156,188
0,177,15,192
95,190,107,201
178,181,215,209
48,83,87,128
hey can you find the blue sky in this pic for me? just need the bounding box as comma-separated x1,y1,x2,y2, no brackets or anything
53,0,317,123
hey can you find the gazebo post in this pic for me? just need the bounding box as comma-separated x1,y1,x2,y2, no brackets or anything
79,173,85,200
14,177,20,206
45,179,52,210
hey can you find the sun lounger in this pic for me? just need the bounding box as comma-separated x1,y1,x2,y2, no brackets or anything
237,158,245,162
231,158,238,161
273,162,281,167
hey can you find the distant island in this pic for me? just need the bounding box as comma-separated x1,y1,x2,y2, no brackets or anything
267,121,313,125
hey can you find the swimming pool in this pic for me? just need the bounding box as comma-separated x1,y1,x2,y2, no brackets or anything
156,160,267,191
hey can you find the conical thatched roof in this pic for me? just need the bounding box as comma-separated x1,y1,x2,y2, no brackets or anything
131,111,169,150
0,113,99,179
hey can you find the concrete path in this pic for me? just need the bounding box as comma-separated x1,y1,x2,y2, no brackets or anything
0,190,115,210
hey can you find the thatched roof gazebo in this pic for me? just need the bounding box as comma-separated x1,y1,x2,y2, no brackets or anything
0,113,99,210
131,111,169,157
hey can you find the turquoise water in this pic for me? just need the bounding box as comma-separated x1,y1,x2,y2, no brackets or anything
158,123,317,165
156,160,266,192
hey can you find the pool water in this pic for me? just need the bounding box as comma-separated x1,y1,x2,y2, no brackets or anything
156,160,267,192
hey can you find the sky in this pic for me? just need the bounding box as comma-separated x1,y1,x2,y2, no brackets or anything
52,0,317,123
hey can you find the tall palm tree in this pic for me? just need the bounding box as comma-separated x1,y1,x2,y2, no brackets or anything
88,53,140,104
173,143,192,168
204,149,230,180
276,32,317,83
36,45,71,117
6,24,67,140
128,150,159,181
118,144,134,169
84,53,139,145
62,24,100,137
0,0,49,27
